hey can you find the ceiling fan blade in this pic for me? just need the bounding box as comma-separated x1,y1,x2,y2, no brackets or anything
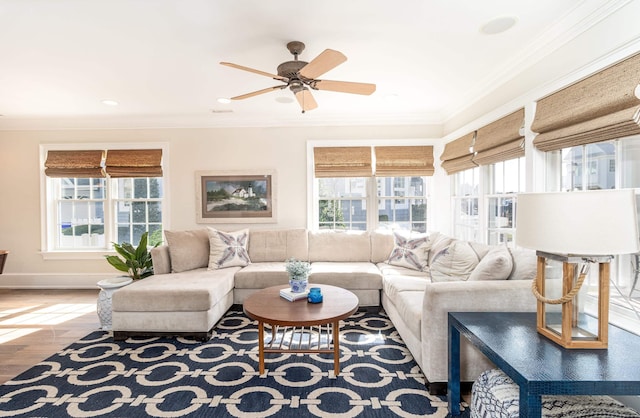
230,85,286,100
220,62,288,81
295,88,318,112
299,49,347,79
312,79,376,95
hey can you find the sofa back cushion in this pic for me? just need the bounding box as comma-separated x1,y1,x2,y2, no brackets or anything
370,230,395,263
248,229,309,262
308,230,371,262
164,229,210,273
508,247,538,280
468,246,513,281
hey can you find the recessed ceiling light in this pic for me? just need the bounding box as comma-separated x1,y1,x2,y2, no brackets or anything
480,16,518,35
275,96,294,104
217,98,232,104
101,99,119,106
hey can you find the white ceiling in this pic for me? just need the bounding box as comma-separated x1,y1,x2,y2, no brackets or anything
0,0,631,130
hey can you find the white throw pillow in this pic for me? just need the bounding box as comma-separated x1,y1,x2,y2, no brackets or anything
164,229,210,273
507,247,538,280
207,228,251,270
387,231,431,271
468,246,513,281
430,240,480,282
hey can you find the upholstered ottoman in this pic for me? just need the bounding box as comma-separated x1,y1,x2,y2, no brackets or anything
471,369,640,418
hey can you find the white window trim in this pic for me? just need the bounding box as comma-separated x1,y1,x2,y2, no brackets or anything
307,138,439,232
39,142,170,260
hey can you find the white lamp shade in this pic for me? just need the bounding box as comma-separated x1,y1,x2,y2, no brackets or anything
516,189,640,255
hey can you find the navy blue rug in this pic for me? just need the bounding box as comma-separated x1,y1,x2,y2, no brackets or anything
0,309,469,417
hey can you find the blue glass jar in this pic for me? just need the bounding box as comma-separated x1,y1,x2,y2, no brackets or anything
308,287,323,303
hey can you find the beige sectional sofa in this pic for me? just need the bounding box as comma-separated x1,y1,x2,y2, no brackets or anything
111,227,537,393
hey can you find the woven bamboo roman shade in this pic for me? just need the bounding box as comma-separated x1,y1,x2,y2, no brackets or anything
313,147,372,177
374,146,434,176
44,150,105,178
105,149,163,178
440,132,477,174
531,53,640,151
473,108,525,165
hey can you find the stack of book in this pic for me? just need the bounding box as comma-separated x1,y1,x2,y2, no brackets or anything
279,287,309,302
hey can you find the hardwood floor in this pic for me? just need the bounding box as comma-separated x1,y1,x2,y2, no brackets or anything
0,289,100,384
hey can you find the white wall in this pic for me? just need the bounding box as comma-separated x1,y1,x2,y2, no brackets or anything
0,124,441,288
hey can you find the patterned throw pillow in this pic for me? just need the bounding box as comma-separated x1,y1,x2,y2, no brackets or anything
387,231,431,271
430,240,480,282
207,228,251,270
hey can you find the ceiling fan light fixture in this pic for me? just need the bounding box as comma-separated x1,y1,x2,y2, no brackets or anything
217,97,231,104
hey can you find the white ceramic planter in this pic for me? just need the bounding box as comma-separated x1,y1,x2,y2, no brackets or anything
97,277,133,331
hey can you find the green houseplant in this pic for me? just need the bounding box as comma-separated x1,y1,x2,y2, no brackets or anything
105,232,159,280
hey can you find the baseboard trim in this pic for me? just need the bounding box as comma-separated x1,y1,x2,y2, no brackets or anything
0,273,116,289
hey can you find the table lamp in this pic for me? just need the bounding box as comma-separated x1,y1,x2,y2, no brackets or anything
516,189,640,349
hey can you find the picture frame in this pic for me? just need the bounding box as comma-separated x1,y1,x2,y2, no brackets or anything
195,170,276,223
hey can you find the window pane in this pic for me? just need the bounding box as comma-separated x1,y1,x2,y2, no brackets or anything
620,136,640,188
148,202,162,223
585,142,615,190
118,226,130,243
132,201,146,223
561,147,582,191
149,178,163,198
134,178,148,198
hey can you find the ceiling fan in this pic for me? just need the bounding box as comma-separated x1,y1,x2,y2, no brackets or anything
220,41,376,113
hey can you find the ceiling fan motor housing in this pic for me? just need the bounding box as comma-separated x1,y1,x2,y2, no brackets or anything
277,60,308,80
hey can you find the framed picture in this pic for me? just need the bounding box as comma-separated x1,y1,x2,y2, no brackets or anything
195,170,276,223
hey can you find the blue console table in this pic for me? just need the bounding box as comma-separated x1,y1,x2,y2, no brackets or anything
448,312,640,417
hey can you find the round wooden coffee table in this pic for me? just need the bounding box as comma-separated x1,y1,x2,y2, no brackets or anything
243,284,358,376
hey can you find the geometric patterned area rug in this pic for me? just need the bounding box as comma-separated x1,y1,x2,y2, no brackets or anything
0,309,469,417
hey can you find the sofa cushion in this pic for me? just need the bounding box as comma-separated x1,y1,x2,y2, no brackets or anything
112,267,239,312
164,229,210,273
389,289,423,341
248,229,308,262
234,262,289,289
508,247,538,280
387,231,431,271
383,275,429,302
309,262,383,289
207,228,251,270
308,231,371,262
430,240,480,282
428,232,455,265
468,246,513,281
370,230,395,263
377,262,431,278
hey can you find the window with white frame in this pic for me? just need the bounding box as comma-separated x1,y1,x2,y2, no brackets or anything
485,156,525,246
451,167,480,241
545,136,640,332
42,146,165,253
377,176,428,232
313,145,433,232
318,177,368,231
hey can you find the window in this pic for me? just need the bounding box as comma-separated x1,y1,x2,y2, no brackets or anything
377,176,428,232
312,144,433,232
485,157,525,246
451,167,479,241
545,136,640,333
42,146,166,254
318,177,368,231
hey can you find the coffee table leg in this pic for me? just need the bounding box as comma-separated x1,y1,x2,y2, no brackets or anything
333,320,340,376
258,321,265,375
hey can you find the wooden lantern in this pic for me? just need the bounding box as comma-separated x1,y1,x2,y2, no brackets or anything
532,252,611,349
